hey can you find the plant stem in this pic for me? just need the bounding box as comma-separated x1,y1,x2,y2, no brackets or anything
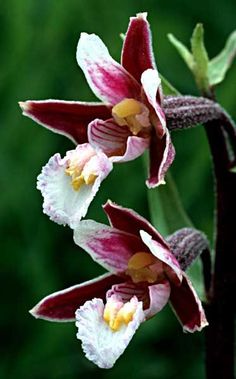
164,94,236,377
203,116,236,379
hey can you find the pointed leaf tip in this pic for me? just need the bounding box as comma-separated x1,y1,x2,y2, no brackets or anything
209,30,236,86
167,33,194,71
191,23,209,92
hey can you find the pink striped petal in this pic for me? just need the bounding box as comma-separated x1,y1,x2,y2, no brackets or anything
88,118,149,162
19,100,111,144
76,33,141,105
140,230,182,285
106,282,150,309
73,220,145,273
37,144,113,228
88,118,130,156
169,273,208,332
111,135,150,163
147,128,175,188
141,69,166,137
29,273,121,322
103,200,169,248
76,296,145,368
145,280,171,319
121,13,155,83
107,280,171,320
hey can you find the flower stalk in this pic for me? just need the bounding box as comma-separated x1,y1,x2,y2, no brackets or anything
150,92,236,377
203,116,236,379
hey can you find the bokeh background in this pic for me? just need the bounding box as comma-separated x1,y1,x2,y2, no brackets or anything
1,0,235,378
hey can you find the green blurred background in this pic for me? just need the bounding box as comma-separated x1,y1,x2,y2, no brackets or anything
1,0,235,378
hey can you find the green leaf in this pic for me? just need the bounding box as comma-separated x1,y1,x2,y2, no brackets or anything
147,172,192,236
160,74,180,96
208,30,236,86
190,24,210,92
167,33,194,71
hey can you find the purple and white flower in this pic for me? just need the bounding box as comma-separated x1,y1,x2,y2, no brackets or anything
30,201,208,368
20,13,175,187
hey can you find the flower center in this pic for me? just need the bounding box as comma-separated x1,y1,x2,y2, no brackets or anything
103,298,136,332
126,252,164,284
112,98,150,135
65,159,97,191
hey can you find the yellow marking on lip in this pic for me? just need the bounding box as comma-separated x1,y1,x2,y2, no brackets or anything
65,162,97,191
103,301,136,331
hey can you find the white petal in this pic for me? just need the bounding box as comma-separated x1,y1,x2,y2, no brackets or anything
73,220,142,273
141,69,166,136
76,297,145,368
37,144,112,228
76,33,140,105
140,230,182,284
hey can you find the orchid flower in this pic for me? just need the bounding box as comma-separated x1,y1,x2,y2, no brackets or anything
19,13,175,188
30,201,208,369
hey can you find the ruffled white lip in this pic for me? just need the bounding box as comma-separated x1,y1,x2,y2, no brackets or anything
75,296,145,369
37,143,113,229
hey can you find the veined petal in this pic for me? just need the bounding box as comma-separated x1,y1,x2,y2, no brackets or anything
88,118,130,156
76,33,141,105
37,144,112,228
122,13,156,83
106,282,149,309
141,69,166,137
29,273,121,322
19,100,111,144
88,118,149,162
169,273,208,333
103,200,169,247
73,220,144,273
107,280,170,319
110,135,149,163
140,230,182,285
146,128,175,188
76,297,145,368
145,280,171,319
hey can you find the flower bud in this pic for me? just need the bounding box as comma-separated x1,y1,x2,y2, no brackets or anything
166,227,210,271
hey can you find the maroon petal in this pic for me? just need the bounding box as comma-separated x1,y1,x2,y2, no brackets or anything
103,200,169,248
169,274,208,332
121,13,155,83
30,273,121,322
19,100,111,144
147,128,175,188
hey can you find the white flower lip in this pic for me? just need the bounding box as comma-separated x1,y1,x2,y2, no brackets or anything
37,143,113,229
